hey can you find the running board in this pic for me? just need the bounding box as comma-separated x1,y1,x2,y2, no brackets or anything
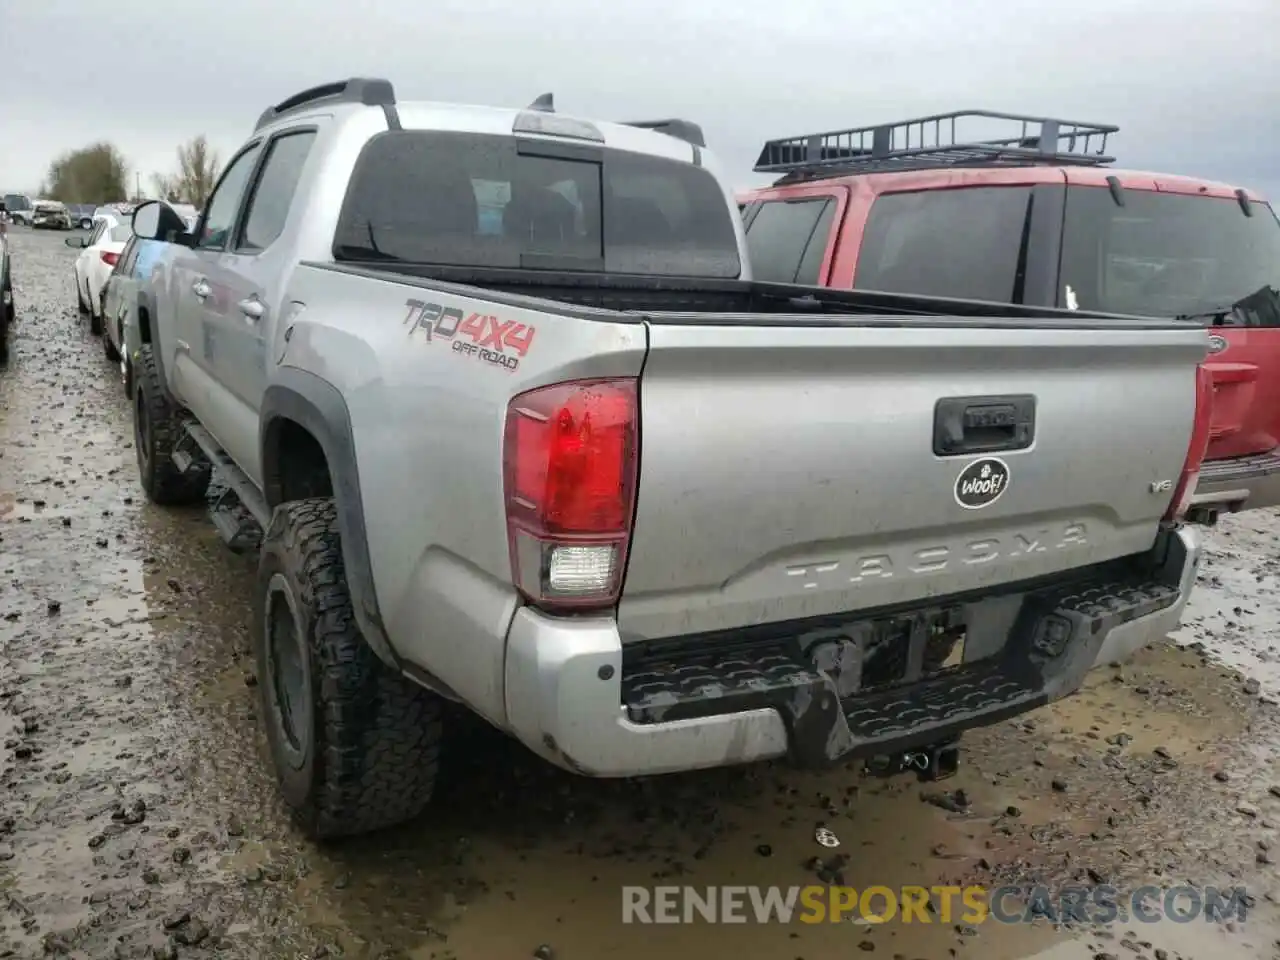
176,422,271,528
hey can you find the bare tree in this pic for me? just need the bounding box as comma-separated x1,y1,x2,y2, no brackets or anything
149,173,183,204
151,136,221,207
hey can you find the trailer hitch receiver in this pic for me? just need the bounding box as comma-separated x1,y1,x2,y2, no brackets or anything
865,740,960,782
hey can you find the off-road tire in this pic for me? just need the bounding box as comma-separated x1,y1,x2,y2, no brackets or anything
255,498,443,839
133,345,209,504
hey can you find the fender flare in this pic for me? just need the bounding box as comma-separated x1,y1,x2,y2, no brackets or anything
259,367,398,668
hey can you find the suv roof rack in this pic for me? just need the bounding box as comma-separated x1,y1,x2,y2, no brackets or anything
755,109,1117,182
255,77,399,132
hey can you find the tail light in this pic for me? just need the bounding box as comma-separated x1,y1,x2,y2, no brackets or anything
1164,364,1214,522
101,251,119,266
503,378,639,611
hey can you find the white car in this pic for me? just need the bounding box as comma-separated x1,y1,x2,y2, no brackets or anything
168,203,200,232
67,216,133,335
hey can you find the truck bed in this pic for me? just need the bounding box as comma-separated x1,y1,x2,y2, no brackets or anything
295,259,1206,643
312,261,1183,327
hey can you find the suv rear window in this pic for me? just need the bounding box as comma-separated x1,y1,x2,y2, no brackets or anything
333,131,741,278
744,198,835,285
853,187,1033,302
1060,187,1280,322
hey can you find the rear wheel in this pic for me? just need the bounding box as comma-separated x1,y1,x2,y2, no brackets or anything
80,218,92,230
88,288,103,335
0,275,12,365
133,345,209,505
103,321,120,362
255,498,444,839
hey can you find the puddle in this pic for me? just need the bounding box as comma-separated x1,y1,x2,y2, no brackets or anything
1171,514,1280,700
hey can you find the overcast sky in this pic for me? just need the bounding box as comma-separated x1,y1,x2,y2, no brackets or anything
2,0,1277,198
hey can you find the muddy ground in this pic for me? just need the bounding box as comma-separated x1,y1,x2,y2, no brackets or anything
2,226,1279,960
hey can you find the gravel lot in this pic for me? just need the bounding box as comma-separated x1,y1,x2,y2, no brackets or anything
2,226,1280,960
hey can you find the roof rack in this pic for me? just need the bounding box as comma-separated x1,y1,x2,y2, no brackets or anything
755,109,1117,182
622,118,706,148
254,77,399,132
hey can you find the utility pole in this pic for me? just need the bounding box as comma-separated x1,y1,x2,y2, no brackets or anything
135,172,141,202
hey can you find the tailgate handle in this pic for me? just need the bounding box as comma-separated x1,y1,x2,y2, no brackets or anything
933,395,1036,457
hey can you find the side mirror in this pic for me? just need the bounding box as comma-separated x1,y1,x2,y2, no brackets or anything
64,236,87,248
131,200,189,243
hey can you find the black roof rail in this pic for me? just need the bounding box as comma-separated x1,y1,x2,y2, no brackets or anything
254,77,399,132
622,118,706,148
755,109,1117,183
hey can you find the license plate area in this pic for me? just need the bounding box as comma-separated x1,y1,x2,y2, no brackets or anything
858,607,968,693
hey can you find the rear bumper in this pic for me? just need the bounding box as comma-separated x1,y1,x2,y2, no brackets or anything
503,526,1201,778
1192,450,1280,512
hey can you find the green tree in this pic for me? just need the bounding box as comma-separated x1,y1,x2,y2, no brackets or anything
151,135,221,207
45,143,129,203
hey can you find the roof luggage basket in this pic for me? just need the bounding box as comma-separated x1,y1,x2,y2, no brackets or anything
755,109,1117,183
254,77,399,131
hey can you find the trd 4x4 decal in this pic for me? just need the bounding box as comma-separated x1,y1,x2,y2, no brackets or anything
402,298,537,372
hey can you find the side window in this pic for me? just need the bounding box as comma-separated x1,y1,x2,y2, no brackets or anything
795,201,836,286
744,198,833,284
854,187,1033,303
237,131,318,253
196,143,264,251
118,237,138,275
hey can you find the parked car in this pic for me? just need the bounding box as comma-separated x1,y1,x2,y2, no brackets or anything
126,79,1208,840
68,204,96,229
102,234,170,377
32,201,73,230
737,109,1280,522
66,215,133,334
0,218,13,363
3,194,34,226
167,202,199,232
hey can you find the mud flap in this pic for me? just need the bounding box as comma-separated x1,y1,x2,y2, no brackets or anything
780,676,858,767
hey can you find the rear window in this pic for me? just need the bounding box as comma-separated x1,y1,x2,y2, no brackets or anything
854,187,1033,302
744,198,835,286
333,131,741,277
1060,187,1280,322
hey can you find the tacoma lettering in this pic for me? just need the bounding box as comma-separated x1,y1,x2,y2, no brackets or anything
785,523,1089,589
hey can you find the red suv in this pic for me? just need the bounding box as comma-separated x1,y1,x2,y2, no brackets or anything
738,110,1280,522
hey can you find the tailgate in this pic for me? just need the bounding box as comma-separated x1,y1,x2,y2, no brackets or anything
618,317,1207,641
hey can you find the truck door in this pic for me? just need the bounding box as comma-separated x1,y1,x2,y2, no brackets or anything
207,127,319,487
171,140,264,465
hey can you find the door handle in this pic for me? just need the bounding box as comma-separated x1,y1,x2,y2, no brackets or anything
933,395,1036,456
238,298,265,321
192,279,211,299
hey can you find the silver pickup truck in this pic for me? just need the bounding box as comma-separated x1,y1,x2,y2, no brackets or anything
124,78,1211,840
